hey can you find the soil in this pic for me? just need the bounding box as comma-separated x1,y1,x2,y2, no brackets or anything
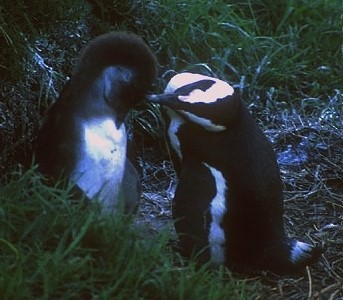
0,19,341,298
136,119,343,300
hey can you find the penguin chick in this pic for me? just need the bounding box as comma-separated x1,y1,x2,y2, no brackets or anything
36,32,157,213
148,72,321,274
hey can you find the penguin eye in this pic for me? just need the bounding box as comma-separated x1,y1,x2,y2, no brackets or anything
175,79,216,96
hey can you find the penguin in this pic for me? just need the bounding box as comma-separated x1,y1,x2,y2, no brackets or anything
148,72,321,274
35,32,157,213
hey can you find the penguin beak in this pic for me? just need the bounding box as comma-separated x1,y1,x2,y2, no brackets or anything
147,93,178,104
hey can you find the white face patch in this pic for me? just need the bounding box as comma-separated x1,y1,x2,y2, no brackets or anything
180,110,226,132
72,117,127,211
165,72,234,104
203,163,228,266
290,241,314,263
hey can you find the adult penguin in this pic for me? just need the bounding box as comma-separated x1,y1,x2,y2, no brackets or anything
148,72,321,274
36,32,157,213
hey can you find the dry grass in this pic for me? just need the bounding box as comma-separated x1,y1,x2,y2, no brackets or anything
261,119,343,299
1,0,342,298
136,106,343,299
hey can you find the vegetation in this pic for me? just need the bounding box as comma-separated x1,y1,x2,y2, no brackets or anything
0,167,257,299
0,0,342,299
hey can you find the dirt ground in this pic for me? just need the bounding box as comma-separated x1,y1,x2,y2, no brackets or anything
0,6,341,298
1,82,342,299
136,119,343,299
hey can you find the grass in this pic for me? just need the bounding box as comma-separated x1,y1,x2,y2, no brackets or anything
1,0,341,172
0,166,258,299
0,0,91,78
1,0,341,97
0,0,342,298
129,0,342,101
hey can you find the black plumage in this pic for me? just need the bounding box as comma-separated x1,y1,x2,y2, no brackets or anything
148,72,321,274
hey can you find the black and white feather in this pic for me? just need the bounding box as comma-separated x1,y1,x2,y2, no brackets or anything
148,72,321,274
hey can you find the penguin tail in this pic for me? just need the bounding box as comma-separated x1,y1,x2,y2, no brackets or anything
275,239,323,274
263,238,322,274
289,239,322,266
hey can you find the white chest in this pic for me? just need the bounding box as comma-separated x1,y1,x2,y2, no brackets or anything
203,163,228,266
72,117,127,210
166,108,184,160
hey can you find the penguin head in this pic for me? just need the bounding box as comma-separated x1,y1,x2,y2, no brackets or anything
148,73,241,131
100,65,140,124
72,32,158,126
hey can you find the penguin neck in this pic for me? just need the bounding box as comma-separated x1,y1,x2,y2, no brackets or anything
69,66,132,121
175,102,258,169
